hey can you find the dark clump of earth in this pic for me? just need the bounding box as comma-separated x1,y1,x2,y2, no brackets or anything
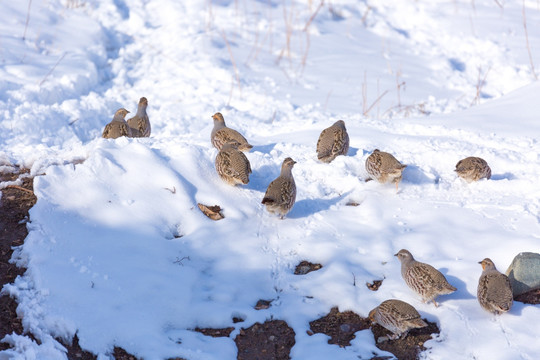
371,318,441,360
309,306,443,360
235,320,296,360
294,260,323,275
309,306,371,347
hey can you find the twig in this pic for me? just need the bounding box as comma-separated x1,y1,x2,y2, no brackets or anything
219,31,241,90
174,256,190,266
362,71,367,115
164,186,176,194
493,0,503,9
352,272,356,287
471,65,492,106
363,90,388,116
323,90,333,112
361,5,372,26
23,0,32,41
522,0,538,80
39,53,66,87
302,0,324,32
5,185,34,194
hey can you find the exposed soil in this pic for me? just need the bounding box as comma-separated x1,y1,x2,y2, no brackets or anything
371,318,441,360
309,307,371,347
309,306,442,360
515,289,540,304
366,279,384,291
195,327,234,337
235,320,296,360
0,170,35,351
294,260,322,275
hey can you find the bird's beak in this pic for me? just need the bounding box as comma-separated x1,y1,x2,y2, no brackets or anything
394,253,398,257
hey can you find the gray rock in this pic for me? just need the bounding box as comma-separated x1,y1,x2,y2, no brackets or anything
505,252,540,296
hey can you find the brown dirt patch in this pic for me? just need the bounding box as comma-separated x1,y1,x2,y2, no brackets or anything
0,170,36,350
515,288,540,304
371,318,440,360
309,307,371,347
294,261,322,275
195,327,234,338
366,279,384,291
235,320,295,360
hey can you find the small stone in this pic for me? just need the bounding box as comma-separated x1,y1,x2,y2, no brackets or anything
505,252,540,296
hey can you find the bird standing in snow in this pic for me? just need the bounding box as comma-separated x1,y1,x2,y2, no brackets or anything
477,258,513,315
395,249,456,307
368,299,428,342
211,112,253,152
127,97,151,137
215,141,252,185
365,149,407,190
455,157,491,182
102,108,132,139
262,157,297,219
316,120,350,163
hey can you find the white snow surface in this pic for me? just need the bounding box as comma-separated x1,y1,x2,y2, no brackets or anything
1,0,540,359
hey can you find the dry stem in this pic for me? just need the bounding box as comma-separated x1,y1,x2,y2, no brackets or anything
39,53,66,86
522,0,538,80
23,0,33,41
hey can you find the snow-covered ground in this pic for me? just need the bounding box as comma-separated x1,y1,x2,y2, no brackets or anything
1,0,540,359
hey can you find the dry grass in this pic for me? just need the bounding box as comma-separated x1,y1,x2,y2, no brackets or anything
522,0,538,80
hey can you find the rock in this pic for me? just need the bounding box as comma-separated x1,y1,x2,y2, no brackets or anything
505,252,540,296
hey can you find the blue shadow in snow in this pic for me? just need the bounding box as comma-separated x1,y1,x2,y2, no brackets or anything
402,164,437,185
245,164,279,193
347,147,360,157
490,172,516,181
251,143,277,155
287,194,345,219
449,58,466,72
437,272,476,304
113,0,130,20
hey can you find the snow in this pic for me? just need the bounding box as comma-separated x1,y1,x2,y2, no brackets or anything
1,0,539,359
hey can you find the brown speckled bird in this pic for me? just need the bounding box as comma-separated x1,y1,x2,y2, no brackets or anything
316,120,350,163
215,141,252,185
261,157,296,219
477,258,513,315
368,299,427,341
395,249,456,307
455,157,491,182
365,149,407,190
102,108,132,139
127,97,151,137
211,112,253,152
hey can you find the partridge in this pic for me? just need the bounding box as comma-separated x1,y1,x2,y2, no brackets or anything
477,258,513,315
102,108,132,139
211,112,253,152
261,157,296,219
127,97,151,137
395,249,456,306
215,141,252,185
365,149,407,190
316,120,349,163
368,299,427,341
455,157,491,182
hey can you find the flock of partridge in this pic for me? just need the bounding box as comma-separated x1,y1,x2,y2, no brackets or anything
102,100,510,342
